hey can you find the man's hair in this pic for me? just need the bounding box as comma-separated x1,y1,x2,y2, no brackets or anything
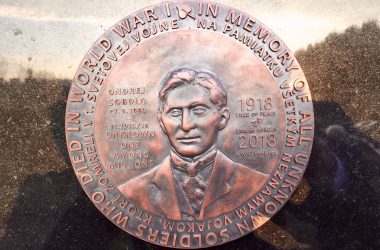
158,68,227,111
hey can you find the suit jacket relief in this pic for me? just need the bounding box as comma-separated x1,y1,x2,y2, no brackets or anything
118,151,268,220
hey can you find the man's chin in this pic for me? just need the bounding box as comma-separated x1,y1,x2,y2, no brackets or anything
174,145,206,158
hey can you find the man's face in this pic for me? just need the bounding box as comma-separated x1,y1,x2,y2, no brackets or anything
160,84,229,158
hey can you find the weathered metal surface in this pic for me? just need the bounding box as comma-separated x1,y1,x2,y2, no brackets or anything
66,1,314,247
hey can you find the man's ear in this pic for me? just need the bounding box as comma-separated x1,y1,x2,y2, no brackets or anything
218,107,230,130
157,112,167,134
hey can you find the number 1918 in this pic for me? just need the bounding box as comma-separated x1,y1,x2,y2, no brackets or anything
237,97,273,112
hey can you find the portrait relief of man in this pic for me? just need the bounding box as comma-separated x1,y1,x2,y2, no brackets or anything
118,68,268,221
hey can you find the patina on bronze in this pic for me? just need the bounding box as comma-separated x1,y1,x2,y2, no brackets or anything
65,1,314,248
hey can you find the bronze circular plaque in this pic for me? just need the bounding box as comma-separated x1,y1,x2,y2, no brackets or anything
65,0,314,248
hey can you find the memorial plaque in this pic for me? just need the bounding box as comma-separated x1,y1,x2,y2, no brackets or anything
65,0,314,247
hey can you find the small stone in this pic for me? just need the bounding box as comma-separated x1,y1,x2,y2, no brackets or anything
13,28,22,36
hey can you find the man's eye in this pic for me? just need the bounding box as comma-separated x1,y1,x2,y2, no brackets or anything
169,109,182,117
192,107,207,115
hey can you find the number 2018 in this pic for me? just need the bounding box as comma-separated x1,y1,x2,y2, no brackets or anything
239,134,276,148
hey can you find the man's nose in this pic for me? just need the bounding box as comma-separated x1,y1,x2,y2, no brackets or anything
180,109,196,132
